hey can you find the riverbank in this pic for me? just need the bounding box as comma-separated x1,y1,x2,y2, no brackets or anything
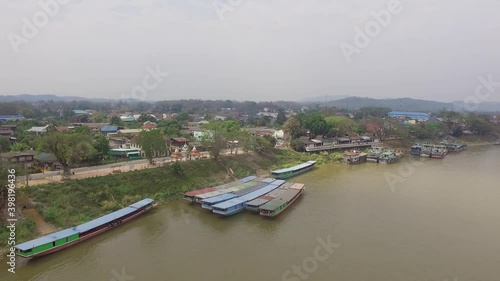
0,149,321,253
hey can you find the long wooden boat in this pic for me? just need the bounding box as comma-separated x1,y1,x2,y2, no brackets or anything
15,198,156,259
194,177,270,204
183,176,257,202
245,182,294,212
211,180,285,216
259,183,305,218
201,180,273,210
271,161,316,179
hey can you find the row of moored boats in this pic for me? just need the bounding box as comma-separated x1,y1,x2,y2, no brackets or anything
410,141,467,159
184,175,306,217
343,147,403,165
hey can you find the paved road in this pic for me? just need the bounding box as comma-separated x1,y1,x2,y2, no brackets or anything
20,149,242,185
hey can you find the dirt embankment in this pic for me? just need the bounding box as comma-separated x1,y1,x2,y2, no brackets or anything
23,208,55,235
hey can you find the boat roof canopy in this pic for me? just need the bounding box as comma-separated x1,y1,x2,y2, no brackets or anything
271,161,316,174
15,198,154,252
260,198,286,211
128,198,154,209
201,193,237,204
75,207,138,233
240,175,258,183
16,228,80,251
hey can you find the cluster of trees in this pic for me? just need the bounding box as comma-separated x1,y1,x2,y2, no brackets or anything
282,108,498,152
200,120,275,160
7,127,111,176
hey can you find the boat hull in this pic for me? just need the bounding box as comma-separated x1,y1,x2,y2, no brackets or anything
17,205,154,259
260,192,303,218
273,165,314,179
212,206,245,216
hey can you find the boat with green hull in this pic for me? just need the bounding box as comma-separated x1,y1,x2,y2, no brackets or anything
259,183,305,217
15,198,156,259
271,161,316,179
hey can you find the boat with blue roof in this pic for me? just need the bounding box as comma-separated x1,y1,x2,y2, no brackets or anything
184,176,258,203
271,161,316,179
201,180,274,210
245,182,295,212
193,176,262,203
15,198,155,259
212,180,286,216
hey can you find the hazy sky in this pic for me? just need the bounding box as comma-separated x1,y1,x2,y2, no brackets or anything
1,0,500,102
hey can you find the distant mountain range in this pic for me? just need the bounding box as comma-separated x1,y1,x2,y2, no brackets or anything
298,95,351,103
303,96,500,113
0,94,140,103
1,94,499,112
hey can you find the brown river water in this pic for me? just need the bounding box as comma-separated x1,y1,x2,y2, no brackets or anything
2,145,500,281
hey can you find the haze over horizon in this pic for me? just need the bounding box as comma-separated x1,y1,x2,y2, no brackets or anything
2,0,500,102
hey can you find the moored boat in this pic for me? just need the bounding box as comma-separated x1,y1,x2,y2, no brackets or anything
431,145,448,159
378,150,402,164
366,146,384,163
194,177,271,203
271,161,316,179
440,140,466,152
15,198,156,259
259,183,305,218
184,175,257,203
201,181,273,210
410,144,422,156
212,180,285,216
342,150,368,165
245,182,294,212
420,144,433,158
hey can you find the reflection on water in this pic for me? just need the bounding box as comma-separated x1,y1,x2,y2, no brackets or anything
2,146,500,281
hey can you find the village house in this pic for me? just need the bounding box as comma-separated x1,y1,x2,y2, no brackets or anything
27,125,49,135
0,151,35,167
170,137,190,152
0,124,16,136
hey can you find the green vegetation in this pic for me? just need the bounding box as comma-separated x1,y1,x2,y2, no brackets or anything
137,129,167,163
0,136,10,152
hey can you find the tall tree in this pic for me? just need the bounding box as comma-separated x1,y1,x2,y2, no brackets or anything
110,116,124,126
325,116,359,136
137,130,167,164
138,113,157,123
276,110,287,126
440,111,463,133
0,136,10,152
465,115,493,136
201,120,240,160
39,132,96,176
283,116,303,139
301,112,331,136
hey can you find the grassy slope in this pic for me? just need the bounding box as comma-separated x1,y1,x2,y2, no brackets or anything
0,149,342,247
